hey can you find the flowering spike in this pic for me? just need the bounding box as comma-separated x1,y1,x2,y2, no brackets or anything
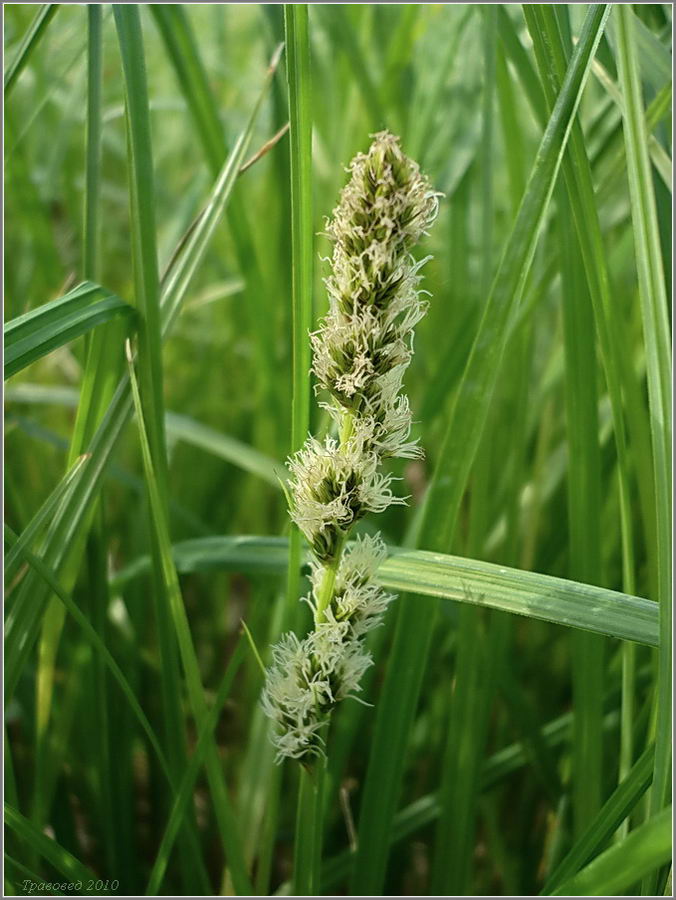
261,131,439,763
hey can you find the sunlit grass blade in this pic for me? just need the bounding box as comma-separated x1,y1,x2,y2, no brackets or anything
615,10,673,857
125,342,252,894
109,535,660,647
4,282,134,380
525,5,605,837
4,4,59,96
549,806,672,896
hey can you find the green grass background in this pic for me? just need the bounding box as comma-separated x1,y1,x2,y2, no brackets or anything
4,3,672,896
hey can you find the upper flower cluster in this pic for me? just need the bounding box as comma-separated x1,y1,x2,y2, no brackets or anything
292,132,439,560
262,132,438,763
313,131,439,443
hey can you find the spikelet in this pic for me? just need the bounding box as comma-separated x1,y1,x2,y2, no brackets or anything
261,132,439,763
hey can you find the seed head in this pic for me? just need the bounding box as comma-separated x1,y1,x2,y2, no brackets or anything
262,132,438,763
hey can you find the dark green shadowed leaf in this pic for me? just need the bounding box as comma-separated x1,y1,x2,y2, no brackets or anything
5,803,101,892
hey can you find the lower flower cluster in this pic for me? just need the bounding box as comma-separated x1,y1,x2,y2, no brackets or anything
261,535,394,762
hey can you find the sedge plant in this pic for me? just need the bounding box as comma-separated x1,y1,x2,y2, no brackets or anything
260,130,439,889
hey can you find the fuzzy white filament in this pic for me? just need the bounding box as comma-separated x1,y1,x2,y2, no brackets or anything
262,131,439,763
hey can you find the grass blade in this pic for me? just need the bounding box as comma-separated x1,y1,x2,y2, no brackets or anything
109,535,660,648
114,9,211,892
525,4,605,837
125,342,253,894
4,282,134,380
549,806,672,896
350,8,611,892
615,9,673,854
284,1,314,625
145,638,247,894
283,7,317,893
544,744,655,893
4,803,100,892
114,4,167,490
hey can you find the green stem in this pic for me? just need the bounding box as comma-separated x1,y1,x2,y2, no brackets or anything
315,411,355,623
340,411,354,443
315,541,345,623
293,757,326,895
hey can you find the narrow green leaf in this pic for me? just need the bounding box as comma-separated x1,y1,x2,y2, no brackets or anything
125,344,253,894
544,744,655,893
549,806,672,896
284,2,314,630
351,8,611,892
114,11,211,892
114,4,168,492
4,803,101,893
4,4,59,96
525,3,605,837
109,535,659,647
145,638,247,895
4,282,134,380
616,4,672,828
